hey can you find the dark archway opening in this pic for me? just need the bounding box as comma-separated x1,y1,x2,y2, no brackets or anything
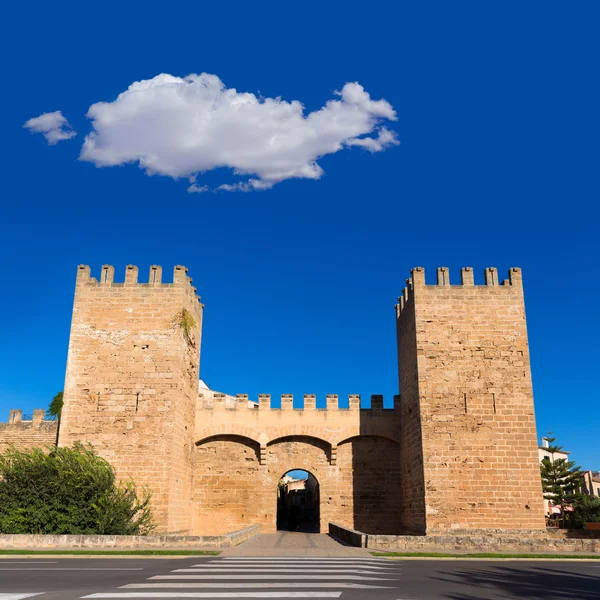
276,470,320,532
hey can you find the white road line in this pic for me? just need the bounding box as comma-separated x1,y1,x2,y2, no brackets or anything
211,560,385,563
203,561,390,564
176,567,396,575
219,558,385,561
83,593,343,598
0,561,58,563
0,595,45,600
0,568,143,571
151,575,393,580
199,563,392,570
122,583,392,589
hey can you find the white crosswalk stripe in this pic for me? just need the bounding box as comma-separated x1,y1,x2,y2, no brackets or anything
199,564,391,570
122,583,390,589
80,556,397,598
83,594,343,598
0,595,45,599
217,558,386,562
151,574,393,580
173,569,392,574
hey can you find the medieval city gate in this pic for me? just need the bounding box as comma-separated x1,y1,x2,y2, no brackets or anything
54,263,546,536
193,393,403,535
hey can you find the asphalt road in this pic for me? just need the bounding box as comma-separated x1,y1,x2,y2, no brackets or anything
0,555,598,600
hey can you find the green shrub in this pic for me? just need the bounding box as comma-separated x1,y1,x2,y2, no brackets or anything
570,494,600,529
179,308,196,344
0,444,154,535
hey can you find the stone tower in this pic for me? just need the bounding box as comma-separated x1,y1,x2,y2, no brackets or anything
396,266,545,533
59,264,203,533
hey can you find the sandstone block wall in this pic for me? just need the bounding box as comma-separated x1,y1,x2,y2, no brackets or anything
0,409,57,454
330,522,599,554
0,525,260,549
396,266,545,532
396,292,427,534
58,265,203,534
193,394,403,535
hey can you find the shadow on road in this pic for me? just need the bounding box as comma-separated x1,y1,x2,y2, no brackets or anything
436,564,599,600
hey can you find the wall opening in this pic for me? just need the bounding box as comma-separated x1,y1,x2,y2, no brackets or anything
276,469,320,533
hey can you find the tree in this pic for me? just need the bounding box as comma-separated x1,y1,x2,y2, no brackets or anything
47,391,63,419
570,494,600,529
540,433,583,528
0,443,154,535
47,391,63,446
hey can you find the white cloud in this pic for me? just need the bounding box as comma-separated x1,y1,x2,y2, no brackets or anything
79,73,398,191
187,183,209,193
23,111,76,145
345,127,398,152
217,179,272,192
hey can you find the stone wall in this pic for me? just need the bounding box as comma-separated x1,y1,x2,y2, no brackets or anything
396,267,546,532
0,410,57,454
0,525,259,550
193,399,403,535
330,523,600,554
58,264,203,534
396,285,427,534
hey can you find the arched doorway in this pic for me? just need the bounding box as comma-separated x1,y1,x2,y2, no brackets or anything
276,469,320,533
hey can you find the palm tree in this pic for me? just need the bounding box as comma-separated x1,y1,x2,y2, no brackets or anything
48,391,63,446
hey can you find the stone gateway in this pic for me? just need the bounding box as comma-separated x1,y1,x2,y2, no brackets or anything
3,264,546,535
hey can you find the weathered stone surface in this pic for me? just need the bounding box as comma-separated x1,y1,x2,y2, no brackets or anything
58,265,203,534
396,267,545,532
331,523,599,553
0,415,57,454
0,525,259,549
193,398,403,534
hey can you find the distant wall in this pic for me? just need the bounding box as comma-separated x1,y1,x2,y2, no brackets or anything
0,409,57,454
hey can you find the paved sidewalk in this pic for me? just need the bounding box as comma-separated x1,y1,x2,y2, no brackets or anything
222,532,371,556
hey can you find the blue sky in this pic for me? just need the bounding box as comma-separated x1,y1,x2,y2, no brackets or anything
2,2,599,469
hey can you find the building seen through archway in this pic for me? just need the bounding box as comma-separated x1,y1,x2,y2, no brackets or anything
276,470,320,532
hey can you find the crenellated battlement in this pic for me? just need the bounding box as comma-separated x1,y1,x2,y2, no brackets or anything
395,266,523,317
75,264,202,303
198,393,400,411
0,410,58,454
395,262,544,534
194,391,404,468
3,409,52,425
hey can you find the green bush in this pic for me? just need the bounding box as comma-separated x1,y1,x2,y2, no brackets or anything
570,494,600,529
0,444,154,535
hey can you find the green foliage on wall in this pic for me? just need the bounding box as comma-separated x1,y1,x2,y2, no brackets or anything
0,444,155,535
179,308,196,344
